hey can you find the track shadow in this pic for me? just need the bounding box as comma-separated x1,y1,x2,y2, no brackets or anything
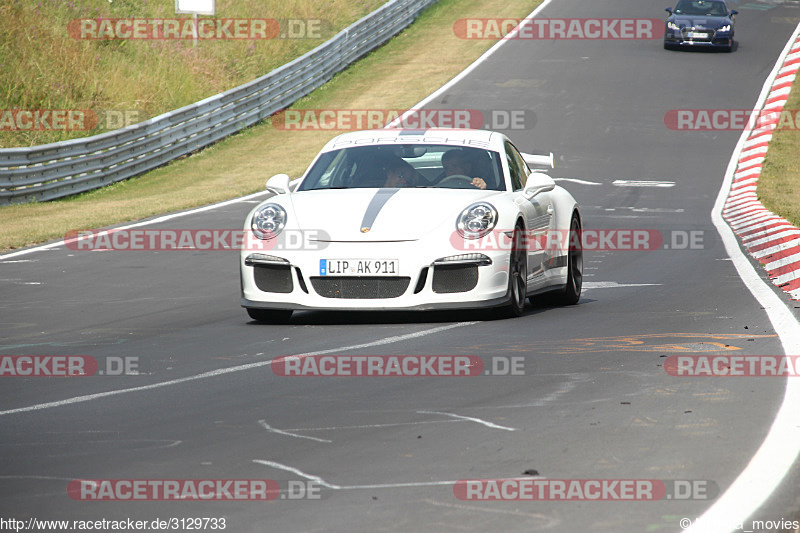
664,40,738,53
246,302,561,326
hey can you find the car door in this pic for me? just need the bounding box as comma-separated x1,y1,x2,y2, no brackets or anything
504,141,554,280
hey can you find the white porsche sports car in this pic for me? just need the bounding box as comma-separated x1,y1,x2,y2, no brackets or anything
240,129,582,322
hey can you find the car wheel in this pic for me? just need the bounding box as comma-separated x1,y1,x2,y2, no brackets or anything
557,213,583,305
247,308,293,323
499,225,527,318
533,212,582,307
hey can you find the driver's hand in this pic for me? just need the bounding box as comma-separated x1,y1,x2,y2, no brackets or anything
471,177,487,190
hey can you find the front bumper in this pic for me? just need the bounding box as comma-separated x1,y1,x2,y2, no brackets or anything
240,240,516,311
664,28,733,47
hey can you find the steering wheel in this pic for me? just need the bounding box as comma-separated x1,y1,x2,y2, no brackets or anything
438,174,479,189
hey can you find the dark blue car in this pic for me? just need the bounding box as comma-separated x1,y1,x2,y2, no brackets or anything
664,0,738,52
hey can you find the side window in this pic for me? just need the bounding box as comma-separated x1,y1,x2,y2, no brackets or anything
504,141,528,191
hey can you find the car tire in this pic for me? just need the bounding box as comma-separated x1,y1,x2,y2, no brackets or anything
532,212,582,307
556,212,583,305
499,225,527,318
247,308,293,323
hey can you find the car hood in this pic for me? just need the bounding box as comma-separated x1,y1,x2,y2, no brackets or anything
286,188,501,242
668,15,731,28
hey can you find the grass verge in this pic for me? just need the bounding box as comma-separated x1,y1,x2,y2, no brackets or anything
0,0,380,147
0,0,541,252
759,75,800,226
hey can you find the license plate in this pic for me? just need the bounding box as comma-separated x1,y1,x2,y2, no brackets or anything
688,32,707,39
320,259,399,276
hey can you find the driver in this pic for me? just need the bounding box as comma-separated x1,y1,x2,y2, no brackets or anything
441,149,487,189
382,157,418,188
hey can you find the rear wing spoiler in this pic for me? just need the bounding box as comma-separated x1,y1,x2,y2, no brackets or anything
521,152,555,170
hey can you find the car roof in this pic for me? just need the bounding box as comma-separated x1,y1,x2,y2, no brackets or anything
320,129,505,153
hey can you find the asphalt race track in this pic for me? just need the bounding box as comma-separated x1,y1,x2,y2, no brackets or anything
3,0,800,531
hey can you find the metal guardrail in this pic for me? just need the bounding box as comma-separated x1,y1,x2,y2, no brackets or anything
0,0,438,204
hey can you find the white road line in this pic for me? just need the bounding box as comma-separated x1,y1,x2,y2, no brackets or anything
253,460,533,492
695,23,800,533
336,480,470,490
416,410,516,431
282,420,463,432
582,281,661,290
0,189,273,261
0,322,475,417
0,476,76,481
553,178,602,186
252,460,339,489
258,419,332,443
612,180,675,188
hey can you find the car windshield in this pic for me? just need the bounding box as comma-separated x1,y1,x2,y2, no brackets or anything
297,144,506,191
674,0,728,16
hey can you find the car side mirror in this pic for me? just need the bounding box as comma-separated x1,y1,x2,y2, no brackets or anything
665,7,673,13
265,173,291,195
524,172,556,196
730,9,738,15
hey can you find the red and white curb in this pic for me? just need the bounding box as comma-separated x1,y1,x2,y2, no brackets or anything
723,34,800,298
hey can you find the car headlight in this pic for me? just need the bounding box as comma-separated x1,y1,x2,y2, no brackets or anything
717,24,731,32
667,21,680,30
456,202,498,239
251,203,287,240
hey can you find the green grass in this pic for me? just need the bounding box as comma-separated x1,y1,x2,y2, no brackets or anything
0,0,542,251
0,0,380,147
759,76,800,226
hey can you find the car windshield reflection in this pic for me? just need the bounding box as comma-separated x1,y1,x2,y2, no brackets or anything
297,144,506,192
674,0,728,16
